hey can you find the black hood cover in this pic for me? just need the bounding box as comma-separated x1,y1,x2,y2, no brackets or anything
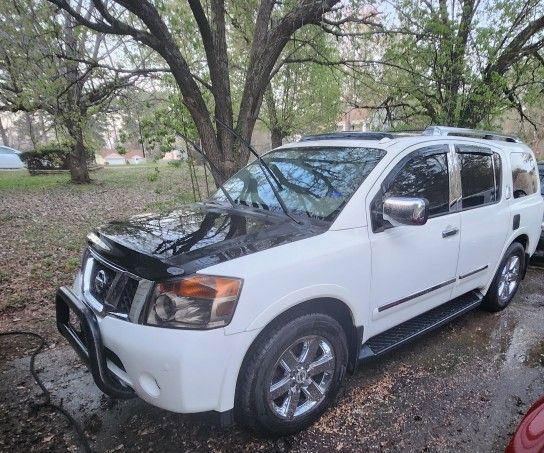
88,204,326,280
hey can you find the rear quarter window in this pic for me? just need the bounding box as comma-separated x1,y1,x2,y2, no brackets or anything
511,152,538,198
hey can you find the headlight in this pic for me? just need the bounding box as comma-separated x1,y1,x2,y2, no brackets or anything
146,274,243,329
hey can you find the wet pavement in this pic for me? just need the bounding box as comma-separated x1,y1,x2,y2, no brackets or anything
1,266,544,452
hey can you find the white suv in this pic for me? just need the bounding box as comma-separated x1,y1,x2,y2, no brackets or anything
56,126,543,436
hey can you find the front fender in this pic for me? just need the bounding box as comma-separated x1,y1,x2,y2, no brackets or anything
244,283,359,332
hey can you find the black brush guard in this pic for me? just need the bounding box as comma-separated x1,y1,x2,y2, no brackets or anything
56,286,135,399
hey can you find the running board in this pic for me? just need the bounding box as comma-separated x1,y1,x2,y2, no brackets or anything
359,290,484,360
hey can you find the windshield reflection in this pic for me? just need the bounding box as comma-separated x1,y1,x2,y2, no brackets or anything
212,146,386,221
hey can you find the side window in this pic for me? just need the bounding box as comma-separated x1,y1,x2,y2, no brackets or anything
371,145,450,231
385,154,450,215
456,145,501,209
511,152,538,198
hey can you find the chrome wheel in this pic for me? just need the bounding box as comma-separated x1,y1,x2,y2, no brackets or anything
498,255,521,304
267,335,335,420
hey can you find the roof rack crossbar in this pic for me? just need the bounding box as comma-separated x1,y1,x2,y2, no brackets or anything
300,131,397,142
423,126,523,143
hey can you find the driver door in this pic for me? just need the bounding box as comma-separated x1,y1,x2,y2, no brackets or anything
367,144,461,335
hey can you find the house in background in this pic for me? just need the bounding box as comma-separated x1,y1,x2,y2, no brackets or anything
337,107,388,132
95,148,146,165
162,149,187,161
125,149,146,164
104,153,127,165
95,148,114,165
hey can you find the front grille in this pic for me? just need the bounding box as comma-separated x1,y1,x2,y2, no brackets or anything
83,250,139,316
117,278,139,313
89,261,117,304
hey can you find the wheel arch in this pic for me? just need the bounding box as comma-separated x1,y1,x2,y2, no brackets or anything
488,234,530,292
511,233,530,278
234,297,359,411
512,233,529,251
474,232,528,299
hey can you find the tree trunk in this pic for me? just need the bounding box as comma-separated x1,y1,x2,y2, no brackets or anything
66,120,90,184
49,0,341,185
265,85,284,149
60,12,90,184
37,112,47,143
25,113,38,149
0,117,9,146
270,127,283,149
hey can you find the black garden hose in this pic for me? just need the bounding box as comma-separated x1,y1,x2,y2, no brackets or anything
0,331,92,452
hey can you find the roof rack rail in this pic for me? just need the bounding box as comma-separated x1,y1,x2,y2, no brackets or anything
300,131,397,142
423,126,523,143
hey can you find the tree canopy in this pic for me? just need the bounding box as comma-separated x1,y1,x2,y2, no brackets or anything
0,0,156,182
1,0,544,185
345,0,544,129
47,0,375,184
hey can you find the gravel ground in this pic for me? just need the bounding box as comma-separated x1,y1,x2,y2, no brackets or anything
1,167,544,452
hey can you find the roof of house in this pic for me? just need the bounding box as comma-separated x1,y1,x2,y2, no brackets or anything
97,148,144,159
97,148,115,158
339,107,369,124
104,153,126,160
125,149,145,158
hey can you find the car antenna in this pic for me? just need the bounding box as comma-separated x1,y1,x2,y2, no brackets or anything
214,117,303,225
179,134,236,208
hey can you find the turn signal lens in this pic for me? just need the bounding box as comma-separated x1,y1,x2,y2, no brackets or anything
147,275,243,329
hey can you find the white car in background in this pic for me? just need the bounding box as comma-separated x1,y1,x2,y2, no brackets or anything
0,145,25,169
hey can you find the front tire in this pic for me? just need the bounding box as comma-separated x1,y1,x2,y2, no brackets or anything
482,242,525,312
235,312,348,436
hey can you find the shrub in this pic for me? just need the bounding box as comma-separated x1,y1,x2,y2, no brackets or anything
20,143,71,172
20,142,93,173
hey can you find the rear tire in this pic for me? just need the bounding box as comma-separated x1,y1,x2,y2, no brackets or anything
482,242,525,312
235,312,348,436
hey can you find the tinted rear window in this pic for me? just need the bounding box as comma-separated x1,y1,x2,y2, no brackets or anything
511,152,538,198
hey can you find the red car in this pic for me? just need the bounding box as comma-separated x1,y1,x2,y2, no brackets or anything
507,396,544,452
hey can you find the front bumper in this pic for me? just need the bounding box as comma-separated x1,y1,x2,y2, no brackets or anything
56,286,257,417
56,287,135,398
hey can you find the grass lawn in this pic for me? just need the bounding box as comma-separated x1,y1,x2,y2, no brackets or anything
0,170,71,190
0,162,212,324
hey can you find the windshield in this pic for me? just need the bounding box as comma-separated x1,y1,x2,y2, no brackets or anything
211,146,386,221
539,165,544,196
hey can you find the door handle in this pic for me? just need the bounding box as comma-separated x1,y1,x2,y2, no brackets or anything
442,226,459,238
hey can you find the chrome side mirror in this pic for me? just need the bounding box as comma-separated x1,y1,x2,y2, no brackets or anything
383,197,429,226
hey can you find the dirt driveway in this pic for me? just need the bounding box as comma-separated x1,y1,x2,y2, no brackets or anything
1,168,544,452
2,268,543,452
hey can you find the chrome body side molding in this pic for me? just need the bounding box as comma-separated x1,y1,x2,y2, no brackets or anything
378,278,457,312
459,265,489,280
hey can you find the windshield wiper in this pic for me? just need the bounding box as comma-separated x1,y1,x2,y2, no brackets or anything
178,134,236,208
214,117,302,225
